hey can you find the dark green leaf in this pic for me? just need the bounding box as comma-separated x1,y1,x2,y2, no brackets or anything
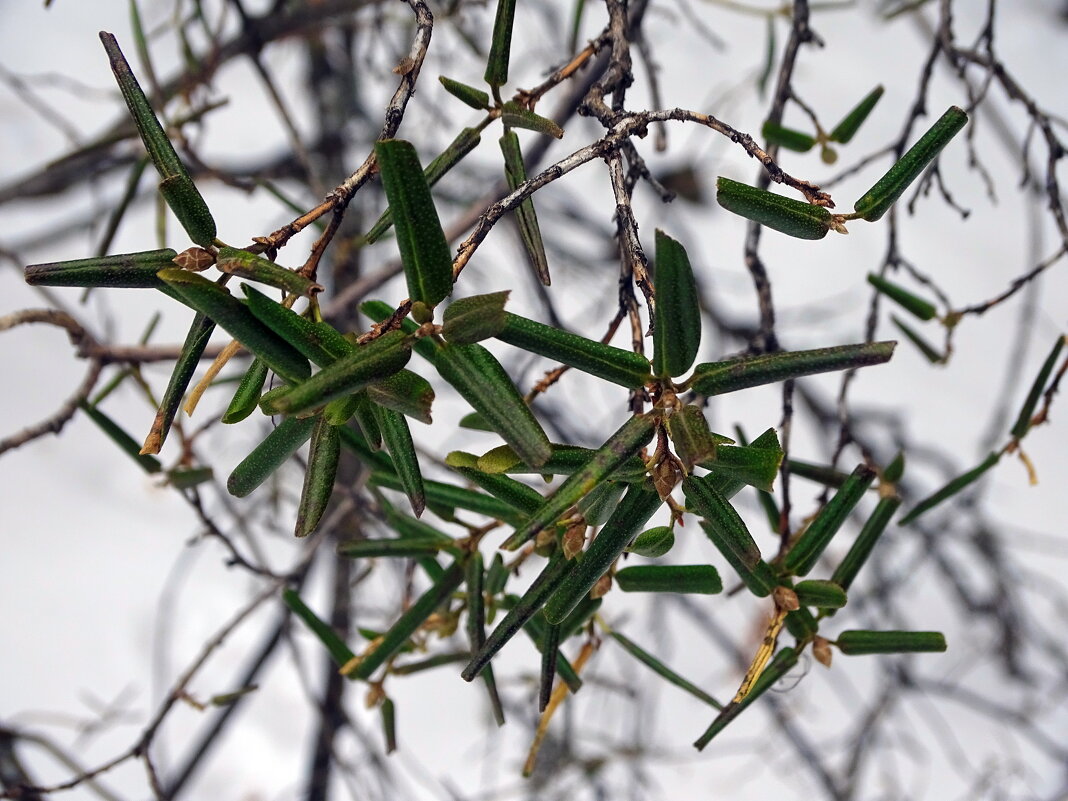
25,249,176,289
716,176,832,240
898,452,1000,525
337,538,445,558
867,272,937,320
761,120,816,152
227,415,316,498
610,631,723,709
542,483,663,624
295,416,341,537
892,314,944,363
793,579,847,608
243,284,352,366
445,451,545,515
374,139,454,307
500,102,564,138
666,405,722,471
496,312,652,389
502,414,657,550
367,370,435,424
688,341,896,396
159,269,311,383
836,630,947,655
830,496,901,592
79,401,162,473
500,131,551,285
142,313,216,455
222,357,269,424
829,85,885,144
438,76,491,110
577,480,626,526
652,230,701,377
699,439,784,493
283,588,357,667
155,173,217,248
374,404,425,517
783,465,876,576
625,525,675,558
217,247,321,297
615,565,722,594
442,290,511,344
1011,335,1065,439
484,0,517,87
370,471,526,526
854,105,968,221
435,342,552,468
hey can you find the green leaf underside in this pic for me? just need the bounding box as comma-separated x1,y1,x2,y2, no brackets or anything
496,313,652,388
652,230,702,377
223,358,270,424
615,565,722,594
716,176,831,240
439,76,490,110
374,139,454,307
793,579,847,608
442,291,511,344
217,247,320,298
374,405,425,517
699,440,784,493
854,106,968,222
295,417,341,536
542,483,664,624
830,496,901,592
626,525,675,558
501,414,657,550
666,405,721,471
446,452,545,515
484,0,517,87
500,131,551,285
688,341,896,396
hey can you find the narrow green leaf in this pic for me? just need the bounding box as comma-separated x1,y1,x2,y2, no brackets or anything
79,401,162,473
835,630,947,655
829,85,885,144
542,483,663,624
337,422,395,474
155,173,217,248
783,465,876,576
463,553,570,681
226,416,317,498
610,631,723,709
380,698,397,753
260,331,411,416
362,128,482,245
703,428,781,500
625,525,675,558
538,622,561,711
684,476,777,597
522,607,583,693
283,588,356,667
502,414,657,550
500,131,551,285
445,451,545,515
1011,335,1065,439
716,176,832,240
374,404,425,517
899,452,1000,525
142,312,216,455
652,230,701,377
577,480,626,526
830,496,901,593
434,342,552,468
485,0,518,88
496,313,652,389
222,358,269,424
465,552,505,726
761,121,816,153
166,465,214,489
500,102,564,139
367,370,435,424
359,300,439,360
25,249,177,288
892,314,944,363
217,247,321,297
459,412,495,432
342,392,381,446
854,105,969,221
243,285,351,366
615,565,722,594
688,341,896,396
786,458,850,488
699,440,784,493
438,76,491,110
478,442,647,482
784,607,819,639
693,647,799,750
374,139,453,307
793,579,847,608
867,272,937,321
295,416,341,537
159,270,311,383
347,560,466,680
442,290,511,344
666,404,721,472
370,471,526,527
337,538,445,559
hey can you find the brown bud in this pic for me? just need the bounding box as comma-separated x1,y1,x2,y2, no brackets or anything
173,246,215,271
364,683,386,709
534,527,557,557
590,572,613,600
562,522,587,560
773,585,800,612
652,455,682,500
813,636,833,668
